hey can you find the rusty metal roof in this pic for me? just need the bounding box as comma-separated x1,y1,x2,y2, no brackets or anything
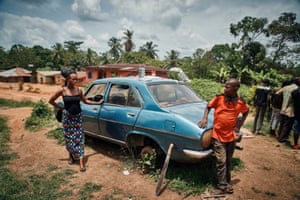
0,67,32,77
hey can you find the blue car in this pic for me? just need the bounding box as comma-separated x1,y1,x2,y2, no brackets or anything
79,76,214,163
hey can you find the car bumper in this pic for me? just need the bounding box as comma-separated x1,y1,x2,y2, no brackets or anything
183,149,213,160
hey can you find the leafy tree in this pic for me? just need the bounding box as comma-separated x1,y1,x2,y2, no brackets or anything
139,41,159,59
266,12,300,67
123,29,135,52
0,46,8,69
31,45,52,69
164,50,180,69
121,51,149,64
7,44,35,69
51,43,64,69
108,37,122,61
242,41,266,72
85,48,98,66
99,52,110,65
64,41,83,54
230,16,268,48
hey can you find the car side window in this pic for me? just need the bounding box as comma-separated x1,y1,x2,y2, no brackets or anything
108,84,129,105
85,83,107,101
127,88,141,107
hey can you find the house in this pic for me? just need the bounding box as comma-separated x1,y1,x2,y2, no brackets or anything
86,64,168,81
37,71,61,84
0,67,32,82
37,71,87,86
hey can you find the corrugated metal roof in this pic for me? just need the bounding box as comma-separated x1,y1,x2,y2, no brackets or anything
37,71,60,76
0,67,32,77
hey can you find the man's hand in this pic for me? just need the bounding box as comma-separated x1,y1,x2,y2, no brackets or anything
198,119,207,128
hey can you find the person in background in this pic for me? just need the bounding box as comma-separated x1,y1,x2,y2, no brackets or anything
268,87,283,138
198,78,249,194
252,79,272,135
276,78,298,144
291,79,300,149
49,68,103,172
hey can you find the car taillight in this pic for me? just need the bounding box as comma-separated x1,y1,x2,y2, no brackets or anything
201,129,212,148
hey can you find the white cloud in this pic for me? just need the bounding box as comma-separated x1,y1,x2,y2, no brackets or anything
71,0,107,21
110,0,193,30
0,13,63,48
63,20,86,40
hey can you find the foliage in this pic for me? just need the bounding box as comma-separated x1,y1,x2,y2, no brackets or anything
162,157,243,196
79,182,103,200
137,149,157,173
0,98,35,108
47,128,65,145
188,79,223,101
25,99,54,131
189,78,252,103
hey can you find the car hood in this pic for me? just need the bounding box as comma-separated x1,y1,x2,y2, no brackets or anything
165,102,214,127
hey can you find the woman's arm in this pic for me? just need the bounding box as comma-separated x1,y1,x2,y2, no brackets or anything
48,89,64,110
79,88,104,105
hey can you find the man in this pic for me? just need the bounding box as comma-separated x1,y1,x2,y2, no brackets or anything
291,79,300,149
276,78,298,143
198,78,249,194
252,79,272,135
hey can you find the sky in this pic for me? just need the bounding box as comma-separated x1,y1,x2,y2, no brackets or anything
0,0,300,59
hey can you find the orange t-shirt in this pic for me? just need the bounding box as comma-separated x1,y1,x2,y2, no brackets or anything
208,95,249,142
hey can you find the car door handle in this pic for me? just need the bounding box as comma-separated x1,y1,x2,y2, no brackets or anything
93,108,98,111
127,112,136,117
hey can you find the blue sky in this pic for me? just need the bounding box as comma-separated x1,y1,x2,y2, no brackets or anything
0,0,299,59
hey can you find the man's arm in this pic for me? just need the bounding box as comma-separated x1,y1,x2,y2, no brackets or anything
198,106,211,128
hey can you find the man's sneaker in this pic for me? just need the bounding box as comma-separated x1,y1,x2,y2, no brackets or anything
292,145,299,149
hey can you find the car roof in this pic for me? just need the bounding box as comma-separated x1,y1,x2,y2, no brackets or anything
91,76,183,85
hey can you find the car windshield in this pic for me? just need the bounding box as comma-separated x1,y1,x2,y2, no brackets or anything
147,83,203,107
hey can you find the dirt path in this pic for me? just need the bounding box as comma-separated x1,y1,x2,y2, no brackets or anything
0,82,300,200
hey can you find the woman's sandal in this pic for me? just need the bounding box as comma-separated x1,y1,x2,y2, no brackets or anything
80,167,86,172
68,156,75,165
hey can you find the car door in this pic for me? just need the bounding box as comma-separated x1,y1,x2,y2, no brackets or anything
98,83,142,143
81,83,107,135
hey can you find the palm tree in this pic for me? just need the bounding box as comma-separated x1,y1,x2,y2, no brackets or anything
85,48,98,66
52,43,64,68
139,41,159,59
64,41,83,54
164,50,180,69
123,29,134,52
108,37,123,61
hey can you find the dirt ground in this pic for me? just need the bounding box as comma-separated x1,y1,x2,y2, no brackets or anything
0,82,299,200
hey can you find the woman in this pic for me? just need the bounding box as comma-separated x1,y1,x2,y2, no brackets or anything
49,68,103,172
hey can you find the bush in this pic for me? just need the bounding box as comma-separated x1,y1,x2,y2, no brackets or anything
189,78,252,103
25,100,53,131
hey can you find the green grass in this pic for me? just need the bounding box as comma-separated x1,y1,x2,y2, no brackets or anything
0,98,35,108
0,101,102,200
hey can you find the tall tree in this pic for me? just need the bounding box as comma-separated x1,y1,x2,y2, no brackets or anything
52,43,64,69
85,48,98,66
230,16,268,48
267,12,300,67
164,50,180,69
8,44,35,68
64,41,83,54
139,41,159,59
108,37,122,61
123,29,134,52
0,46,8,69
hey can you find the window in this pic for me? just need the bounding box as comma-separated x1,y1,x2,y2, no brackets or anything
107,84,140,107
108,84,129,105
85,83,107,101
148,83,203,107
88,72,92,79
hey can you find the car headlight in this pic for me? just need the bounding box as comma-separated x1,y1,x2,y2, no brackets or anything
201,129,212,148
